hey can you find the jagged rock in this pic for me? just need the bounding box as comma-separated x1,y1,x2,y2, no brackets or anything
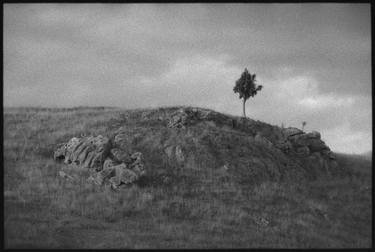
54,135,111,171
113,133,133,150
274,128,337,172
167,109,189,128
275,140,292,153
306,131,321,139
110,148,132,164
279,130,329,153
103,158,117,170
54,135,146,189
321,149,336,160
186,107,213,120
295,146,310,156
282,127,304,138
307,138,329,153
89,162,139,190
129,152,146,176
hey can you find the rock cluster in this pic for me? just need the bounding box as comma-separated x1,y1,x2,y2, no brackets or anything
167,109,189,128
167,107,214,129
54,135,111,170
276,127,337,172
54,135,145,189
278,127,334,159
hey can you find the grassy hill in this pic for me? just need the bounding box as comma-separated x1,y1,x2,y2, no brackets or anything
3,106,372,248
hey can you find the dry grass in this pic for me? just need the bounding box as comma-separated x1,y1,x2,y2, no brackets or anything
3,106,372,248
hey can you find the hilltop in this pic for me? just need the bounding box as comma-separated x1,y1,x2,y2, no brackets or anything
3,106,372,248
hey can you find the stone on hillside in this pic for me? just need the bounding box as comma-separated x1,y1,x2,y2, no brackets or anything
321,149,336,160
54,134,146,189
113,133,131,149
282,127,304,138
168,109,189,128
54,135,111,171
188,107,213,120
103,158,117,170
129,152,146,176
54,137,80,163
306,131,321,139
275,140,292,153
307,138,329,153
110,148,132,164
295,146,310,156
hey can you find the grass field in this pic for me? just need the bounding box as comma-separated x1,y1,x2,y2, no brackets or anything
3,106,372,248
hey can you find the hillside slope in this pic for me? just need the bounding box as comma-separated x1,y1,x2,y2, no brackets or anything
3,106,372,248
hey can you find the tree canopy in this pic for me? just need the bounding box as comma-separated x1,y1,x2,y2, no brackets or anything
233,68,263,100
233,68,263,117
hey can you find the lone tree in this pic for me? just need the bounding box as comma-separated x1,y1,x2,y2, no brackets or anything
233,68,263,118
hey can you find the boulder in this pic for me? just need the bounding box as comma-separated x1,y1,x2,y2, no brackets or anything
54,135,111,171
113,133,133,150
282,127,304,138
321,149,336,160
110,148,132,164
295,146,310,156
307,139,329,153
306,131,321,139
275,140,292,153
167,109,189,128
54,137,79,163
129,152,146,176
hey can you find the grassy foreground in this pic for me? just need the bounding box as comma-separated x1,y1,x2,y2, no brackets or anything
3,107,372,248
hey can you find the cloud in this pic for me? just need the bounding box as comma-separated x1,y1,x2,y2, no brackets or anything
3,4,371,154
323,122,372,154
298,95,355,109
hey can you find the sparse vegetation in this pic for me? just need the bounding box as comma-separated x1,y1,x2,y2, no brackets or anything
3,106,371,248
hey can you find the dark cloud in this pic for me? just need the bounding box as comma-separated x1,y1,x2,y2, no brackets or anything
3,4,371,154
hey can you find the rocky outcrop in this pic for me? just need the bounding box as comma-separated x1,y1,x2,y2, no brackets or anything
276,127,337,172
280,127,333,156
167,107,215,129
54,135,146,189
54,135,111,171
167,109,189,128
53,107,340,189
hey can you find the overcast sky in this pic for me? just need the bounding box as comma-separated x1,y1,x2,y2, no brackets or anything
4,4,372,154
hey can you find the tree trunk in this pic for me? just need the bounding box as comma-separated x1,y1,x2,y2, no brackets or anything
242,98,246,118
